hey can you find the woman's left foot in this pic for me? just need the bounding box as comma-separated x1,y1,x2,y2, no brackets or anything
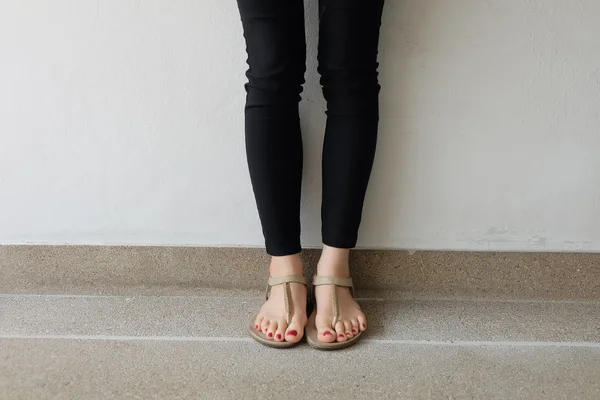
314,247,367,343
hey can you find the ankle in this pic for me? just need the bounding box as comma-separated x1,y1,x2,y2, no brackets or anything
269,253,304,277
317,245,350,277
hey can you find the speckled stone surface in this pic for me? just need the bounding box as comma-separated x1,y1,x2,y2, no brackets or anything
2,246,600,399
1,293,599,343
1,339,599,399
1,246,599,299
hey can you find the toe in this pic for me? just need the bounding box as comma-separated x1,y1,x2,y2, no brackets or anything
261,319,270,334
254,315,264,331
351,319,359,335
266,321,278,340
285,317,304,343
335,321,347,342
343,320,353,339
274,319,287,342
357,313,367,332
317,323,336,343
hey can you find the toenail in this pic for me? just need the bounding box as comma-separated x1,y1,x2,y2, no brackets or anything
268,332,273,338
276,334,282,340
352,329,357,334
323,331,332,336
287,330,298,337
338,334,345,338
362,323,366,328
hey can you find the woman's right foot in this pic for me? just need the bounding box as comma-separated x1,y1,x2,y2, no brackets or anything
254,254,307,344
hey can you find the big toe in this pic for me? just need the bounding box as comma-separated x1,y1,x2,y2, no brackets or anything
316,323,336,343
285,319,305,343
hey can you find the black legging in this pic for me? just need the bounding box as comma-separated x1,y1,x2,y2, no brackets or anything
237,0,385,256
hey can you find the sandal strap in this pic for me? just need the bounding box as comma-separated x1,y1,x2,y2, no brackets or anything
312,275,355,329
265,275,307,325
268,275,308,287
312,276,353,289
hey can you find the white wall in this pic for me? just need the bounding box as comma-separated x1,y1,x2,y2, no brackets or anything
1,0,599,251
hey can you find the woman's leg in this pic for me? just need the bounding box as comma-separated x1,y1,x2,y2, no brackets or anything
237,0,306,257
237,0,307,342
315,0,385,342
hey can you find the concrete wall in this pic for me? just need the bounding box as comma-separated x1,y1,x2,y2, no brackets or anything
1,0,599,251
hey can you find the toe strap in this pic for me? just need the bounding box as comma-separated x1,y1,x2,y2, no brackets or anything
312,275,355,329
265,275,307,325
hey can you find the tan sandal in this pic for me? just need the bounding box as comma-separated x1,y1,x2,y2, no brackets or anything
306,275,363,350
248,275,307,348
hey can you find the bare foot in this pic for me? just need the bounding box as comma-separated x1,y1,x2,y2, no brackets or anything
314,246,367,343
254,254,307,343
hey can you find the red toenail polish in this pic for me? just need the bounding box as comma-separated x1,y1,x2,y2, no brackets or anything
339,334,345,338
362,323,366,328
268,333,273,338
276,334,282,340
352,329,357,334
287,330,298,337
323,331,332,336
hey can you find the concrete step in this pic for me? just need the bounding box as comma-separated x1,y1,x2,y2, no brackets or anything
2,245,600,300
2,339,599,399
2,291,600,398
2,246,599,398
1,291,600,343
